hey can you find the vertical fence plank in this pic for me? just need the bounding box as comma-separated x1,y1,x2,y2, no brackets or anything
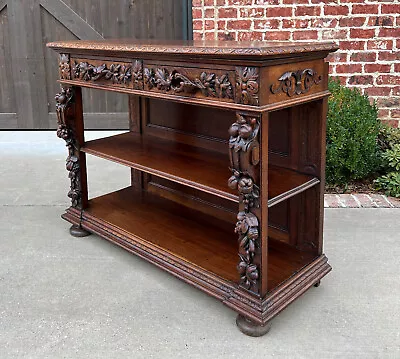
2,0,191,129
8,0,49,128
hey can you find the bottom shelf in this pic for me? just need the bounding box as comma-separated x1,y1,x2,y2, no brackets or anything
80,186,316,291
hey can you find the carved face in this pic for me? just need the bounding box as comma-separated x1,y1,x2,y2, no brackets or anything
238,177,254,194
238,124,252,139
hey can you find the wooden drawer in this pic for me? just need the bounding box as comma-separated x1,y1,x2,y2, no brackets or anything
68,57,142,89
143,62,235,103
260,59,328,105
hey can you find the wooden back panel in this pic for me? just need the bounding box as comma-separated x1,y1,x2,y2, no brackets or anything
140,98,237,221
269,100,323,177
132,97,324,256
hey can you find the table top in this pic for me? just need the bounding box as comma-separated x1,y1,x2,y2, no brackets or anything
47,39,338,59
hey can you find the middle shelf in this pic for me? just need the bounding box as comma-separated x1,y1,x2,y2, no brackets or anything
82,132,320,207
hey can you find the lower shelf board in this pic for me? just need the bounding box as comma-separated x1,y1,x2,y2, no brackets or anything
69,187,316,291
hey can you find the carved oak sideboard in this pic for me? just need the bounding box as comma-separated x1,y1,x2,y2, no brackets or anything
47,39,338,336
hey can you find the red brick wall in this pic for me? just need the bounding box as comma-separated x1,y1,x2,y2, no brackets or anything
192,0,400,127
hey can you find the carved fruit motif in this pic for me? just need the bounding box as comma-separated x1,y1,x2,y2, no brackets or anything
228,113,261,292
55,87,82,209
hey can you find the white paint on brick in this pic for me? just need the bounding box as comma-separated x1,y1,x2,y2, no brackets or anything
336,194,346,208
383,195,395,208
351,194,362,208
366,194,378,208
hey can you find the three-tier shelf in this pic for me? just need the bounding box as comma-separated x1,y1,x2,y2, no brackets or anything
48,39,337,336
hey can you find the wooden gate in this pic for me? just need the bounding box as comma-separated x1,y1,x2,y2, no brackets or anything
0,0,192,129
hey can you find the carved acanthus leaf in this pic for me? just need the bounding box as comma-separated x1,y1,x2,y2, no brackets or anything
235,67,259,106
132,60,144,89
72,61,132,85
59,54,71,80
144,67,234,99
270,68,322,97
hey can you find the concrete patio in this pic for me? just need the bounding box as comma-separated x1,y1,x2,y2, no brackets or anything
0,132,399,359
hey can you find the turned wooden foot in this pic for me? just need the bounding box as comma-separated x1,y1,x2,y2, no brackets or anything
236,315,271,337
314,280,321,287
69,225,91,237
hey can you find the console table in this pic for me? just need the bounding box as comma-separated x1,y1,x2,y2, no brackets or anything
48,39,338,336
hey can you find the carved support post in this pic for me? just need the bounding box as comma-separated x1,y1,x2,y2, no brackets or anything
55,86,88,214
228,113,262,294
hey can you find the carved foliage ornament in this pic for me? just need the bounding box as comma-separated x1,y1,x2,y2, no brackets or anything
270,68,322,97
59,54,71,80
131,60,144,90
55,87,81,208
235,67,259,106
143,67,233,99
72,61,132,85
228,114,261,291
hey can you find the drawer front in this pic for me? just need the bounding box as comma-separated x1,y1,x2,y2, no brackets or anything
262,59,327,105
68,57,142,89
143,63,235,103
59,55,263,107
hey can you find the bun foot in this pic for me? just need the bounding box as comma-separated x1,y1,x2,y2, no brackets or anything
69,225,91,237
236,315,271,337
314,280,321,287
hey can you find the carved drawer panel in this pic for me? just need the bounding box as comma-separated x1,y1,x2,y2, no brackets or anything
143,63,235,103
67,57,143,89
261,59,327,105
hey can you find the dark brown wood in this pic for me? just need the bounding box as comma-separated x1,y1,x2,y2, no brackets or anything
81,132,319,206
236,315,271,337
69,224,90,237
128,95,143,190
65,186,317,289
49,39,337,336
143,64,234,102
55,86,88,211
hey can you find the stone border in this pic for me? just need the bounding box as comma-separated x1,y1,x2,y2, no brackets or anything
324,194,400,208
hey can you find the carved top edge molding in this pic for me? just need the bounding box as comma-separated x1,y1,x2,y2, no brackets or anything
47,40,338,58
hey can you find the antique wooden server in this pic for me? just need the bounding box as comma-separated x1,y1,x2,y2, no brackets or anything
47,39,338,336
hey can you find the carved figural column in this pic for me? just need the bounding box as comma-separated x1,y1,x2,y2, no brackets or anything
228,114,261,293
55,87,85,210
56,86,89,237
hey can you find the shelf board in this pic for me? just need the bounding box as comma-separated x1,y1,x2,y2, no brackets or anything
82,132,319,207
84,187,316,290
